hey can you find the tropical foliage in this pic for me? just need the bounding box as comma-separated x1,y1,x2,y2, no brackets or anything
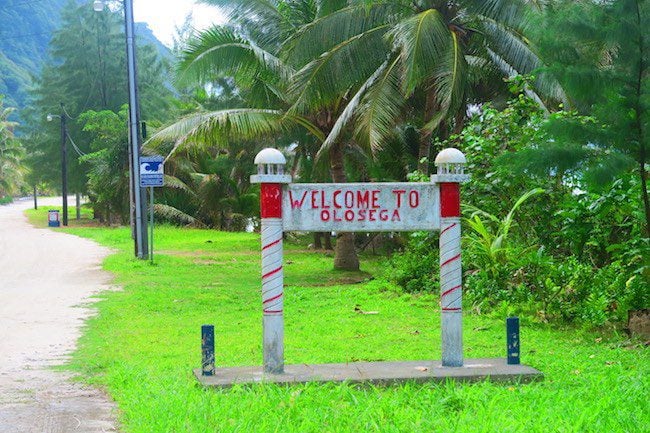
3,0,646,325
0,98,25,197
149,0,569,270
23,0,174,222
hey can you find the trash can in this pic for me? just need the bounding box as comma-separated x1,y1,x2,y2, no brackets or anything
48,210,60,227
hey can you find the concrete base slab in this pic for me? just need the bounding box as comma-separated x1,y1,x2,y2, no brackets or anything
194,358,543,388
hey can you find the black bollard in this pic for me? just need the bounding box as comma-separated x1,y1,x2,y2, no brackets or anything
201,325,215,376
506,317,520,365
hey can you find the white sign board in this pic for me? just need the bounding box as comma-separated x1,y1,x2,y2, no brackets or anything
140,156,164,187
283,183,440,232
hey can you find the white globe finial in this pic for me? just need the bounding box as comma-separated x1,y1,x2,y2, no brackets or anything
254,148,287,165
250,148,292,184
434,148,467,176
435,148,466,165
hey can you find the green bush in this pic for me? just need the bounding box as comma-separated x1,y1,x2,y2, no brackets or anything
464,245,648,327
384,231,439,293
0,196,13,205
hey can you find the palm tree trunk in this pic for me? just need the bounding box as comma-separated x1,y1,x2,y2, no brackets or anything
417,134,431,174
324,232,333,250
639,147,650,237
417,89,438,173
329,141,359,271
314,232,323,249
633,1,649,237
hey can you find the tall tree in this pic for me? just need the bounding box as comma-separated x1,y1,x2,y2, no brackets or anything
24,0,173,210
283,0,566,174
523,0,649,236
152,1,360,268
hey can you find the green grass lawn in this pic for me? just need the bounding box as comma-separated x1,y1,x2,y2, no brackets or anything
25,209,649,433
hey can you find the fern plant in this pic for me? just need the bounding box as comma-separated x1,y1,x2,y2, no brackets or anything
463,187,545,278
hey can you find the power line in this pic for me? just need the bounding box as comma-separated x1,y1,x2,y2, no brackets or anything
66,132,86,158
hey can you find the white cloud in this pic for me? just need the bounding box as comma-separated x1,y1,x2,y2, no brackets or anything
133,0,226,47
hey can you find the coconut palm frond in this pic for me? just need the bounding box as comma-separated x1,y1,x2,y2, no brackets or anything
424,30,468,133
315,0,348,18
281,3,403,66
485,48,549,112
355,55,404,155
315,57,392,161
199,0,281,22
163,175,196,197
388,9,450,96
147,109,324,157
177,26,290,87
287,25,390,114
153,203,201,226
466,0,534,29
479,17,568,104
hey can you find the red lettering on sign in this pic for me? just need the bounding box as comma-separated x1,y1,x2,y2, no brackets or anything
409,190,420,208
344,191,354,208
345,210,355,221
321,210,330,221
391,210,401,221
379,209,388,221
311,190,319,208
357,191,370,208
369,209,377,221
392,190,406,207
289,190,308,209
358,209,367,221
334,211,343,222
371,190,380,208
320,191,330,209
333,190,342,208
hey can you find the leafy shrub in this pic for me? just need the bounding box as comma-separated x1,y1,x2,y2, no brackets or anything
384,231,439,293
464,246,648,326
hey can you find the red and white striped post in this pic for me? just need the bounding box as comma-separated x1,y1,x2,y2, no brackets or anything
251,148,292,374
433,148,469,367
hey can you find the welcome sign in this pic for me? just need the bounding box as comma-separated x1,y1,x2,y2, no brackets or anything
282,183,440,232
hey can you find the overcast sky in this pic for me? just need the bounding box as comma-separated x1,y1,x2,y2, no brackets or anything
133,0,225,46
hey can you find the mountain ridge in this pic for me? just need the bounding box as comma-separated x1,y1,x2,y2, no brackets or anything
0,0,171,114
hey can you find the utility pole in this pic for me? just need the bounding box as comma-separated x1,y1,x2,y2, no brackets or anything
60,102,68,227
93,0,148,258
124,0,148,258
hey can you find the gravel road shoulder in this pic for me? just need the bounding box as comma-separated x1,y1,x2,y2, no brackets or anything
0,198,119,432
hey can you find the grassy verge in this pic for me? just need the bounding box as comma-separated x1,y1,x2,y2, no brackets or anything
25,208,649,432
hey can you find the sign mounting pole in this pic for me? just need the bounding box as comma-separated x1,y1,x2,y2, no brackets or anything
432,149,470,367
250,149,292,374
140,155,165,262
150,186,154,264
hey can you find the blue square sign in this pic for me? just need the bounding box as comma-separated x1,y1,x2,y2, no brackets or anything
140,156,164,187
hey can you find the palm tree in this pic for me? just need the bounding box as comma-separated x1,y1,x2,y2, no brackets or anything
151,0,563,270
149,1,367,269
283,0,566,173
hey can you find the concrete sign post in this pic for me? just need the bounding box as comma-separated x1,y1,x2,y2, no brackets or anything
432,148,470,367
250,149,292,374
251,147,469,373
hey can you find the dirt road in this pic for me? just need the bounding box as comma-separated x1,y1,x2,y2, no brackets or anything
0,198,118,432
